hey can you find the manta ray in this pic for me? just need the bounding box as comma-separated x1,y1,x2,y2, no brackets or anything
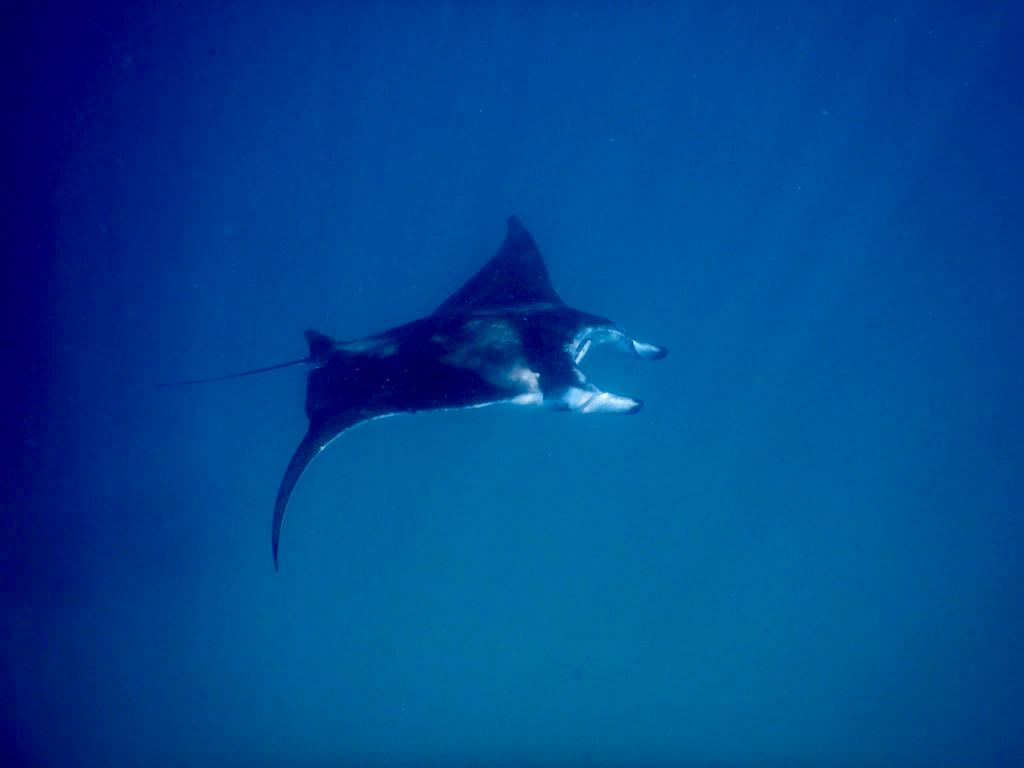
166,217,666,568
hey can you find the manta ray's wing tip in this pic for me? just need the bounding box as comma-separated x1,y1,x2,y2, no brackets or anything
270,414,366,571
272,510,282,571
506,215,524,235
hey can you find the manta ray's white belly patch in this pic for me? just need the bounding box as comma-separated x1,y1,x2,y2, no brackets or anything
507,365,542,406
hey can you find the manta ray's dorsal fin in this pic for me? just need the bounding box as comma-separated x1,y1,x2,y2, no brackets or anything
432,216,564,315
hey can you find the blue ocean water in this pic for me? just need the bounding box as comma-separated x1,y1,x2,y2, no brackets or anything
6,2,1023,766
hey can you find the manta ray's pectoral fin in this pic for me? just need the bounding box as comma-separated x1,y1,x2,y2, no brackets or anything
272,410,371,570
432,216,565,316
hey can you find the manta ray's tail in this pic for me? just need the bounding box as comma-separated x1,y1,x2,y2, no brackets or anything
157,330,336,387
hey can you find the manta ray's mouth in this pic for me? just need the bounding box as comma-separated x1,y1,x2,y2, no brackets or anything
564,325,666,416
574,338,593,364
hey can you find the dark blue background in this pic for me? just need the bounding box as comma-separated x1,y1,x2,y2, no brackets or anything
6,2,1023,766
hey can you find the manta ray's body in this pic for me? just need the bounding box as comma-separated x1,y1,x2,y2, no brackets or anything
173,216,666,568
273,217,666,567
